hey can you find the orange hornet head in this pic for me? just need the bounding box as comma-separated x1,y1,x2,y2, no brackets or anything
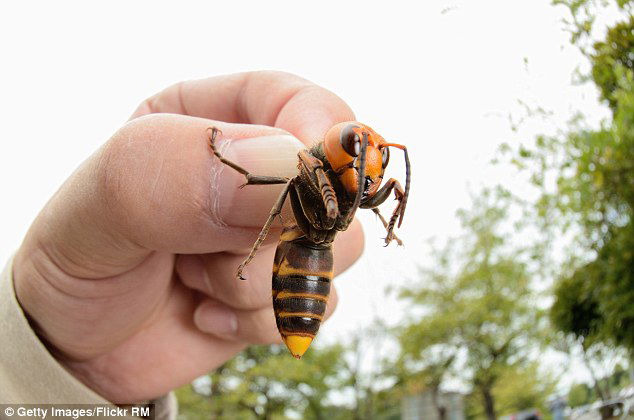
324,122,390,198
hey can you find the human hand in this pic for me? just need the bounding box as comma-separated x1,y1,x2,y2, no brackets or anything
13,71,364,403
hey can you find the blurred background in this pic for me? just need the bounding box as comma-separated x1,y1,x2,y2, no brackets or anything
1,1,633,419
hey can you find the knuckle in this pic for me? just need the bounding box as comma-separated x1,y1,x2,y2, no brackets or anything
249,70,308,84
96,114,173,221
134,82,183,116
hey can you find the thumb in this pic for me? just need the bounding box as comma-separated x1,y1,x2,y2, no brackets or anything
17,113,304,279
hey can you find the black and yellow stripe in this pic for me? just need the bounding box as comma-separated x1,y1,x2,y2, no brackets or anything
272,225,334,358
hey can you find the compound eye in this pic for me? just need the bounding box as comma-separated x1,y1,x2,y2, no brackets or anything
340,124,361,157
382,147,390,168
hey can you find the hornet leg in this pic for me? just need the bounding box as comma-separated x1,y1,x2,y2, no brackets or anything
208,127,289,186
298,150,339,223
236,180,294,280
371,208,403,246
361,178,405,246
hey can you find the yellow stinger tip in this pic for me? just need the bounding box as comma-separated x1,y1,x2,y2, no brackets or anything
284,335,313,359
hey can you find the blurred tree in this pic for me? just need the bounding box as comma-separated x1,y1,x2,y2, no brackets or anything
492,362,557,418
176,343,347,420
508,0,634,361
175,323,405,420
610,363,632,390
550,222,634,353
592,15,634,111
399,188,544,420
549,331,629,418
550,263,603,342
552,0,634,53
493,362,557,414
335,321,400,420
283,343,348,420
562,360,631,416
392,347,455,420
175,384,216,420
568,382,594,408
506,8,634,410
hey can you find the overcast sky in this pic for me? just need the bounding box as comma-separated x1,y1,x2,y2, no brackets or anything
0,1,616,388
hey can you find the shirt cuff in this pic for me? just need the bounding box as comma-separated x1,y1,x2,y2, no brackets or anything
0,256,177,419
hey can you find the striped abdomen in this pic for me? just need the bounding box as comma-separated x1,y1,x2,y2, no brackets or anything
272,226,333,359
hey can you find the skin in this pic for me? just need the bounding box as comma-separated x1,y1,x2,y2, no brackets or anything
12,71,364,403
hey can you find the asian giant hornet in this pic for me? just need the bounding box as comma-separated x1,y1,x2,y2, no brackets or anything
208,122,410,358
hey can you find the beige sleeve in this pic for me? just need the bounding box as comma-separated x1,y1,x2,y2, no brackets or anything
0,257,178,419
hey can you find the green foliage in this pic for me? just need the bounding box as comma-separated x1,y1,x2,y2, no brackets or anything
339,323,399,420
547,231,634,380
551,260,604,340
398,188,545,419
587,222,634,349
175,385,216,420
546,47,634,350
464,392,484,420
552,0,634,50
510,0,634,356
492,363,557,417
592,16,634,110
568,382,594,407
566,363,632,409
465,363,556,419
176,344,347,420
176,331,402,420
549,5,634,216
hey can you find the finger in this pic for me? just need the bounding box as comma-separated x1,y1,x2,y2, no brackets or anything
193,287,339,345
176,219,364,310
130,71,356,144
18,114,306,279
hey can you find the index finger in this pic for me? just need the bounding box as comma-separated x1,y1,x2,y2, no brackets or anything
130,71,356,144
